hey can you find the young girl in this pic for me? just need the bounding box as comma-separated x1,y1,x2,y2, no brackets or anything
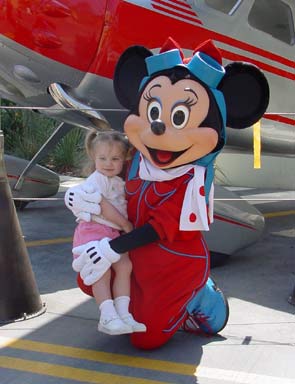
71,130,146,335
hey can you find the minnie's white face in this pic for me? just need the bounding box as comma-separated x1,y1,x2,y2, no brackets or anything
124,76,219,169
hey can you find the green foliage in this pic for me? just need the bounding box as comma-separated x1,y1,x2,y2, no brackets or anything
9,113,55,162
1,100,55,160
1,99,86,175
52,128,86,174
1,100,26,150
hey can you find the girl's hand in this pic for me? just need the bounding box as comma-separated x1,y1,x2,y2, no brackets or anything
122,221,133,233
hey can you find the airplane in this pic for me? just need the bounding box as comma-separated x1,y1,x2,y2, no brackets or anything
0,0,294,265
5,153,60,210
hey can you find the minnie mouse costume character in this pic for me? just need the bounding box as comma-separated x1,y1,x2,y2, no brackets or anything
65,38,269,350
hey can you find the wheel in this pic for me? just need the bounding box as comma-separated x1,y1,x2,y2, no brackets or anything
210,252,230,268
14,200,30,210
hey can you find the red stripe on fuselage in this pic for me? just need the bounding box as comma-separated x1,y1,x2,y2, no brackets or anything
220,49,295,81
264,114,295,126
205,30,294,70
214,214,256,231
166,0,192,9
7,174,52,185
152,4,202,24
152,0,201,18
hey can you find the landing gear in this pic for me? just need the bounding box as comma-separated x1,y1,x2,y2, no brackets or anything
14,200,30,210
210,251,230,268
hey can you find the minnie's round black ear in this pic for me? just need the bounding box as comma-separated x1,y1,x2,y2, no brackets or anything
219,62,270,129
114,46,152,110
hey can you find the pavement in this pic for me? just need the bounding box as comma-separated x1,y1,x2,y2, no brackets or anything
0,177,294,384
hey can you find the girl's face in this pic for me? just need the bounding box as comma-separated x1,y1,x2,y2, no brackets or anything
93,141,125,177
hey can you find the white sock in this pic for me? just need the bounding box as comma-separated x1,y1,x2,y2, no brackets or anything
114,296,146,332
114,296,130,318
99,299,118,320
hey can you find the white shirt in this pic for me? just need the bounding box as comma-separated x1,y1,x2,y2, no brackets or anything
83,171,127,230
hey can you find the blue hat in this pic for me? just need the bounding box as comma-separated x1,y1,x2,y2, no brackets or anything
139,44,227,135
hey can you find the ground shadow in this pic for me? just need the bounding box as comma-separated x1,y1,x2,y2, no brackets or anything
0,299,225,384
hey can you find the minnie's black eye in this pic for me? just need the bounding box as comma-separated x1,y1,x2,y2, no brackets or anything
147,101,162,122
150,106,159,120
171,105,190,129
173,110,185,125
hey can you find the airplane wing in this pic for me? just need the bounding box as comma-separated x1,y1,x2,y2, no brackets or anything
0,0,294,263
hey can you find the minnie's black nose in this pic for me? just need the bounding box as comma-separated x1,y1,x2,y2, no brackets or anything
151,120,166,135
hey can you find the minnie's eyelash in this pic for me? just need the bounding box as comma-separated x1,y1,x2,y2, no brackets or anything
143,92,197,107
183,97,197,107
143,90,154,102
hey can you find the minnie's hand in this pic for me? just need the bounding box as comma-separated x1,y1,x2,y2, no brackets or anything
72,238,121,286
64,183,102,220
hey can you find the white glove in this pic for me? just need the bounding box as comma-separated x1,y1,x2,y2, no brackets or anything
72,238,121,286
75,211,91,222
64,183,102,220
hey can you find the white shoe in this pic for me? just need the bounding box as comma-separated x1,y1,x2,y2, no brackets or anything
121,314,147,332
98,316,133,335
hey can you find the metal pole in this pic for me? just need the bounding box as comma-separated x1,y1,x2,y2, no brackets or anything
0,130,46,322
13,122,73,190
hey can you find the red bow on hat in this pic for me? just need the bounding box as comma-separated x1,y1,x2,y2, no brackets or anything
159,37,222,65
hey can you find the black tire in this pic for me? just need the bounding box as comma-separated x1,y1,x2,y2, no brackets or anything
14,200,30,210
210,252,230,268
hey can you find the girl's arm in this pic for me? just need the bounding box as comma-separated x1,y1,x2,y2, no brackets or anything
100,197,133,233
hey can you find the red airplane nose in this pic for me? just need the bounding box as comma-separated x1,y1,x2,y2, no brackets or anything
0,0,107,72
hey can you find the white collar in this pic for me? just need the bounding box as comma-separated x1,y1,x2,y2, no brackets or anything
139,155,214,231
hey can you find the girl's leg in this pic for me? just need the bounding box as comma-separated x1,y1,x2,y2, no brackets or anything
112,253,132,297
92,269,112,306
92,267,133,335
73,224,132,335
112,254,146,333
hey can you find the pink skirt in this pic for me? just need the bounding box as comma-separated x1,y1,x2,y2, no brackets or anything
72,221,120,296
